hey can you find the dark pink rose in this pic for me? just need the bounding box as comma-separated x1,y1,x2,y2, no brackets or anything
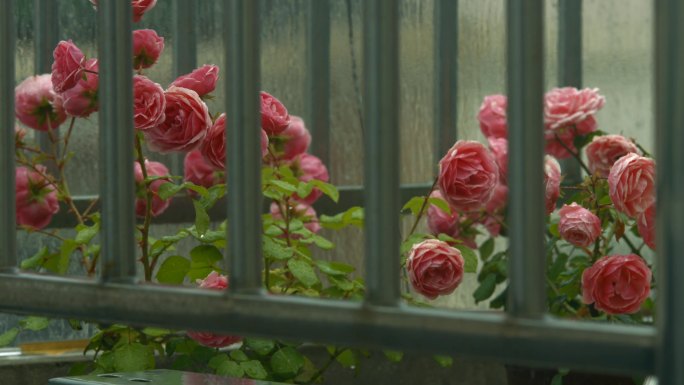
582,254,651,315
477,94,507,139
427,190,460,238
134,160,172,217
200,113,227,170
187,272,242,348
544,130,578,160
15,74,67,131
15,166,59,230
544,155,561,215
144,86,211,153
61,58,99,117
184,150,224,189
558,203,601,248
608,153,655,218
270,201,321,235
89,0,157,23
133,75,165,130
488,137,508,182
170,64,219,97
438,140,499,212
482,183,508,237
132,29,164,70
637,204,655,251
260,91,290,135
407,239,465,300
51,40,85,93
585,135,639,178
279,115,311,160
290,153,330,205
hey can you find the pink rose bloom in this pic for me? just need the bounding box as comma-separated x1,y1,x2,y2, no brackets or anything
544,130,578,160
144,86,211,153
477,94,507,139
200,113,227,170
261,128,269,158
61,58,99,118
585,135,639,178
608,153,655,218
279,115,311,160
426,190,460,237
187,272,243,348
438,140,499,212
15,166,59,230
488,137,508,182
290,153,330,205
270,201,321,235
15,74,67,131
51,40,85,93
14,125,27,143
558,203,601,247
133,75,165,130
407,239,465,300
260,91,290,135
170,64,219,97
544,155,562,215
134,160,172,218
184,150,224,189
89,0,157,23
132,29,164,70
637,204,655,251
582,254,651,315
482,183,508,237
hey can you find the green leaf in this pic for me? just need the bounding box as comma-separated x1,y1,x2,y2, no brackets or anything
271,179,298,193
427,197,451,214
112,343,154,372
75,222,99,245
193,200,210,236
328,276,354,291
229,349,249,362
141,327,171,337
155,256,191,284
479,238,495,261
400,233,430,255
68,361,92,376
208,354,230,369
216,360,244,377
454,245,478,273
188,245,223,281
263,237,293,261
244,338,275,356
240,360,268,380
433,355,453,368
311,180,339,203
548,254,569,280
311,234,334,250
320,207,364,230
56,239,78,274
336,349,358,369
473,274,497,303
315,260,355,276
288,259,319,287
402,196,426,216
20,246,49,270
0,328,19,347
549,223,560,238
19,316,49,331
158,182,184,200
383,350,404,362
296,181,315,199
271,346,305,377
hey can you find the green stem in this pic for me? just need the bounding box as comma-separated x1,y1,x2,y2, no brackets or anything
553,132,592,175
135,133,154,281
407,177,439,237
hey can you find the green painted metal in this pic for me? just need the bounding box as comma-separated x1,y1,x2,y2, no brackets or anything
433,0,458,169
307,0,331,167
49,369,284,384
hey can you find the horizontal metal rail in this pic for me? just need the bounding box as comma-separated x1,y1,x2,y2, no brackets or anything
0,272,655,375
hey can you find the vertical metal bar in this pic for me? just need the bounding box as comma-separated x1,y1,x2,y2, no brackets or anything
98,0,136,283
506,0,546,318
655,0,684,382
226,0,262,294
433,0,458,169
0,0,17,272
557,0,582,184
363,0,400,307
307,0,331,167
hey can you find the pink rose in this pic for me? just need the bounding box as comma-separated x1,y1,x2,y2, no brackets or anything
477,94,507,139
261,128,269,158
488,137,508,182
558,203,601,247
184,150,224,189
637,204,655,251
482,183,508,237
133,75,165,130
582,254,651,315
544,130,577,160
187,272,243,348
608,153,655,218
15,74,67,131
170,64,219,97
290,153,330,205
260,91,290,135
200,113,227,170
438,140,499,212
89,0,157,23
134,160,172,217
61,58,99,118
544,155,561,215
51,40,85,93
585,135,639,178
406,239,465,300
14,125,27,144
132,29,164,70
426,190,460,237
279,115,311,160
270,201,321,235
15,166,59,230
144,86,211,153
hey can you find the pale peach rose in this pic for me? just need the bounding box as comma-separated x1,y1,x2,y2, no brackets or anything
582,254,651,314
407,239,465,300
477,94,507,139
608,153,655,218
558,203,601,247
585,135,639,177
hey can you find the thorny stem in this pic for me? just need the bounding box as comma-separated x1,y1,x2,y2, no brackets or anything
553,132,592,175
407,177,439,238
135,133,154,281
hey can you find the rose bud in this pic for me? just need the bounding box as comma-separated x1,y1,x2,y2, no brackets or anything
61,58,99,118
134,160,172,217
290,153,330,205
608,153,655,218
270,201,321,236
187,272,242,348
582,254,651,315
15,166,59,230
51,40,86,93
144,86,211,153
170,64,219,97
89,0,157,23
585,135,639,178
438,140,499,212
132,29,164,70
558,203,601,248
477,94,507,139
544,155,562,215
279,115,311,160
407,239,465,300
184,150,224,190
637,204,655,251
15,74,67,131
133,75,165,131
260,91,290,135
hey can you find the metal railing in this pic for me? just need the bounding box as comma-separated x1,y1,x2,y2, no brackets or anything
1,0,682,382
